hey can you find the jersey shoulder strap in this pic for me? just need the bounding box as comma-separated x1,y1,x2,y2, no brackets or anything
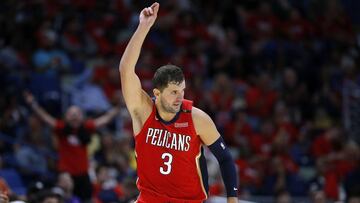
181,99,193,113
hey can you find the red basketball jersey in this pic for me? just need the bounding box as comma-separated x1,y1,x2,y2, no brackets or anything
135,99,208,202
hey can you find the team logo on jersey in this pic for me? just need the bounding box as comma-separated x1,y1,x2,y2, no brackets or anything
220,142,226,149
174,122,188,128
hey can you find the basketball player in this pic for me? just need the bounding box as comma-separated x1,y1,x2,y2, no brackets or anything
119,2,238,203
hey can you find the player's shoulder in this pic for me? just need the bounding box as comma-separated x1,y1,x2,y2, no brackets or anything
191,106,219,144
191,107,214,128
191,106,207,117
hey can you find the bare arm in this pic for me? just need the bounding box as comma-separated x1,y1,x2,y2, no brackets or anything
24,91,56,127
192,107,220,145
119,3,159,117
93,106,120,128
193,107,238,203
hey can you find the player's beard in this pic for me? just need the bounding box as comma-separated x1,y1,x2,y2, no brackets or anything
160,97,180,114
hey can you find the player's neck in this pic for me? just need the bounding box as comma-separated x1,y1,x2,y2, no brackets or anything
155,103,176,122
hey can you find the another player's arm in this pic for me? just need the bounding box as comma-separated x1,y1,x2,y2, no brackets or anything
119,3,159,131
193,107,238,203
24,91,56,128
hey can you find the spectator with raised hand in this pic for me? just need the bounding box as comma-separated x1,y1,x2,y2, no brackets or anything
24,91,120,203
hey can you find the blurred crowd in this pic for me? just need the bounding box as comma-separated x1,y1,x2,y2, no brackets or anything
1,0,360,202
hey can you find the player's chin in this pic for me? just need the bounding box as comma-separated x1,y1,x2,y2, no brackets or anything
172,106,181,113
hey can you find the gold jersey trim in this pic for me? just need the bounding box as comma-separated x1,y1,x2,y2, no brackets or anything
195,145,208,199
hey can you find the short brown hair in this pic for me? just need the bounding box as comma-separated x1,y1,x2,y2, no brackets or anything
152,64,184,91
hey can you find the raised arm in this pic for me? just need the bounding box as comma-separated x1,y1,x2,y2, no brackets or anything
24,91,56,128
193,107,238,203
93,106,120,128
119,3,159,119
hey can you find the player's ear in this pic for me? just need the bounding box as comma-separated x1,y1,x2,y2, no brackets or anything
153,88,161,98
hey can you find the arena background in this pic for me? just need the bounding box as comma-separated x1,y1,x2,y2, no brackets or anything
1,0,360,202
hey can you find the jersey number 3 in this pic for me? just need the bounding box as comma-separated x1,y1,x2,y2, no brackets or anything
160,153,173,175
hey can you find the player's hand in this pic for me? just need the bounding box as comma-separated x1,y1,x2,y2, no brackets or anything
227,197,238,203
139,2,159,28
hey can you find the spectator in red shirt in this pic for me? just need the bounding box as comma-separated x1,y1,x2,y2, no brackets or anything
311,127,340,158
245,72,278,119
281,8,313,41
245,2,280,40
224,109,253,147
24,92,120,203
